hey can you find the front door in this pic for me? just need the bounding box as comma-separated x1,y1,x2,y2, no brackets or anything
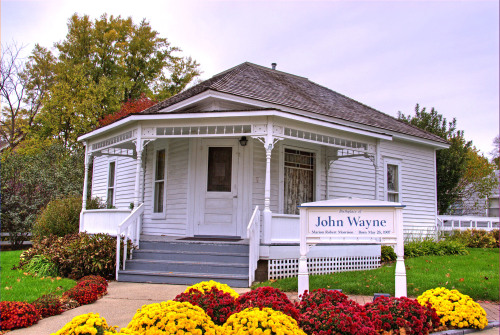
195,139,240,236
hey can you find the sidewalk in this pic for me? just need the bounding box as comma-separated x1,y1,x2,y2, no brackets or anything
9,282,499,335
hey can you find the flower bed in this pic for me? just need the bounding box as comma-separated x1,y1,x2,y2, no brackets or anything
0,275,108,331
50,282,489,335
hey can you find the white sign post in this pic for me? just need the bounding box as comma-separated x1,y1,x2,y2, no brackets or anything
298,198,407,298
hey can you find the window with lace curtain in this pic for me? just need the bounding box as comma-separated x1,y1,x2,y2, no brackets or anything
284,148,315,214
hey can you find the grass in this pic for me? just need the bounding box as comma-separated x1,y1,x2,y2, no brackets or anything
1,250,76,303
254,248,499,301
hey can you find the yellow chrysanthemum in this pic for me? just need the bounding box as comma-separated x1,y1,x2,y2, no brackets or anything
184,280,239,298
120,300,219,334
221,307,306,334
418,288,488,330
51,313,117,335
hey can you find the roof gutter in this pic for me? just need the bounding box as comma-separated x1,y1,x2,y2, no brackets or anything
78,109,393,142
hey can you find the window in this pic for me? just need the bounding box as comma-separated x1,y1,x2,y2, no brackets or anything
107,161,116,207
154,149,166,213
386,163,400,202
207,147,232,192
284,148,315,214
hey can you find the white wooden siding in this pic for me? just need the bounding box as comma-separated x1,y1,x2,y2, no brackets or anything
329,154,376,200
91,155,136,208
378,139,437,237
142,138,189,236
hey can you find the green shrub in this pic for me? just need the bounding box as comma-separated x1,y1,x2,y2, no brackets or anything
381,245,397,262
404,238,468,258
19,233,134,279
85,197,107,210
445,229,499,248
23,255,59,277
32,196,82,238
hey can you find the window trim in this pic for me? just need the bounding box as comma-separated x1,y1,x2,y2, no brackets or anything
384,158,402,203
151,143,167,219
106,159,117,207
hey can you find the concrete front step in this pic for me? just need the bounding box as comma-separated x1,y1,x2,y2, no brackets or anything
118,270,249,288
125,259,248,275
133,249,250,264
118,239,251,287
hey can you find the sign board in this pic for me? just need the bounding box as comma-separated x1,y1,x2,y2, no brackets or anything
308,207,396,237
298,198,407,298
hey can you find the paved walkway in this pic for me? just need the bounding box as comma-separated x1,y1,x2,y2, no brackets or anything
9,282,499,335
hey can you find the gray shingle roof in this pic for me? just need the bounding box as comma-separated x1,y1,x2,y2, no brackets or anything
141,62,448,144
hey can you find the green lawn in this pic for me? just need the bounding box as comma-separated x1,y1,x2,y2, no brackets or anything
1,250,76,302
254,248,499,301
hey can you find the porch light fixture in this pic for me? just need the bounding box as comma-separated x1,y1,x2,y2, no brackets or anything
239,136,248,146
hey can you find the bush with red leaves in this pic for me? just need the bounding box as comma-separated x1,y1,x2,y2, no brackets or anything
236,286,300,321
174,287,238,325
78,275,108,288
32,293,63,318
296,288,351,314
0,301,40,330
364,296,440,335
63,285,99,305
76,280,107,296
299,301,376,335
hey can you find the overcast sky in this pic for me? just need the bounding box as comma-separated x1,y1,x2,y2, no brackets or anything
2,0,498,156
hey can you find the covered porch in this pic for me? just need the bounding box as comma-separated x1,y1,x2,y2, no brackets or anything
79,112,387,246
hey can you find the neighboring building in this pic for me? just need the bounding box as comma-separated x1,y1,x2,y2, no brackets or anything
447,170,499,217
78,62,448,286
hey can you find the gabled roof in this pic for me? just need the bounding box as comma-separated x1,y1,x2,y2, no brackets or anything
141,62,447,144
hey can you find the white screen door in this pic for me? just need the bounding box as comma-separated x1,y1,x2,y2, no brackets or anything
195,140,239,236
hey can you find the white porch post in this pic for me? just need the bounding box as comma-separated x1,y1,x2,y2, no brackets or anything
262,121,275,244
134,125,143,246
134,125,143,208
80,143,91,232
82,143,90,210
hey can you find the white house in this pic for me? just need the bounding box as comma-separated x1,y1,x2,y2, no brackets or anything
78,62,448,286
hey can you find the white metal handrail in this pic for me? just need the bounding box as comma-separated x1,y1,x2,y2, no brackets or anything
437,215,499,232
247,206,261,287
115,203,144,279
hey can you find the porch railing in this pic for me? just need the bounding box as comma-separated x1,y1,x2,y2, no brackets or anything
115,203,144,280
437,215,499,232
80,209,131,235
247,206,261,287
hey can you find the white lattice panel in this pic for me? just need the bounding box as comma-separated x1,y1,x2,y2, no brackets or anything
268,256,380,280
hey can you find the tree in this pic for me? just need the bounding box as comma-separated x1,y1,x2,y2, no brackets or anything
490,135,499,168
28,13,200,147
455,147,498,213
1,142,84,248
398,104,471,214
